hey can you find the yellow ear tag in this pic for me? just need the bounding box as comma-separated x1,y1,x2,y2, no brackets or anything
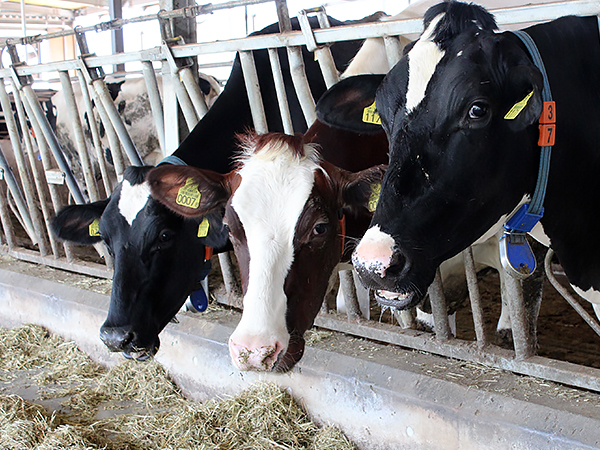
504,91,533,120
197,217,210,238
362,101,381,125
89,219,100,237
368,183,381,212
176,178,201,209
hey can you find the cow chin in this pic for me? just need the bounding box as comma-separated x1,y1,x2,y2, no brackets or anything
375,289,421,310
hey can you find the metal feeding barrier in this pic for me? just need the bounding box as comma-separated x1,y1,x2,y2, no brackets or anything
0,0,599,391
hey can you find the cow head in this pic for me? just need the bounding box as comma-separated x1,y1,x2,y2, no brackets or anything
51,166,229,359
149,132,385,371
322,1,545,309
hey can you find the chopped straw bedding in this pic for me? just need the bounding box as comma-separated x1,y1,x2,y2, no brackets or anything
0,324,355,450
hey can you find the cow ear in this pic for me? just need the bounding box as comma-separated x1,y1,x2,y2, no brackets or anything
316,74,386,134
147,165,231,218
51,198,109,245
339,164,387,213
502,64,543,132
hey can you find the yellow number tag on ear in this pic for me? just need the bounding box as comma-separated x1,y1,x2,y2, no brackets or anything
176,178,201,209
368,183,381,212
362,101,381,125
504,91,533,120
89,219,100,237
197,217,210,238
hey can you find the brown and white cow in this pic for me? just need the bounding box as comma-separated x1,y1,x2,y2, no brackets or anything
148,130,387,371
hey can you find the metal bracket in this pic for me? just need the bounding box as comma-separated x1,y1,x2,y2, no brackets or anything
74,27,105,82
5,43,33,87
298,7,331,52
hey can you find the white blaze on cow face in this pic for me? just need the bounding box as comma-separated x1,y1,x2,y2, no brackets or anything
405,13,446,113
228,141,320,371
353,225,396,277
118,180,151,225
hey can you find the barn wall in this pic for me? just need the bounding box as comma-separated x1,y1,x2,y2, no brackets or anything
0,268,597,450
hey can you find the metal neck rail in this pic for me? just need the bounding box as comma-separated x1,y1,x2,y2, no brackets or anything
0,0,275,48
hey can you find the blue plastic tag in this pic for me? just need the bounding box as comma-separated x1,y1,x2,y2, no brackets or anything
499,232,536,279
189,286,208,312
504,203,543,233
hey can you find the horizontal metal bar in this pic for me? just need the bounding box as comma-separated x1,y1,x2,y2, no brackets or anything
314,313,600,393
0,246,112,279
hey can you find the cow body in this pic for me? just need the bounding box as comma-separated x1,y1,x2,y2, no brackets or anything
351,1,600,316
51,16,365,359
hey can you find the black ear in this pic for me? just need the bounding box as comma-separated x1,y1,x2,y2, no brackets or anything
51,198,109,245
502,64,543,132
316,74,386,134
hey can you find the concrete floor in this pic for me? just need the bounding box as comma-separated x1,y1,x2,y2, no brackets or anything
0,268,599,449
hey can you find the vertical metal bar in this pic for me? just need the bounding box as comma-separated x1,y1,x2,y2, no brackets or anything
18,82,85,204
109,0,125,73
0,78,38,243
179,66,209,119
77,72,114,195
239,50,268,134
286,47,317,126
141,61,166,154
58,70,99,202
91,78,143,166
463,246,487,347
275,0,291,32
500,269,535,360
218,252,241,305
383,35,403,69
267,48,294,135
428,267,452,341
339,269,361,320
0,182,16,249
10,84,53,256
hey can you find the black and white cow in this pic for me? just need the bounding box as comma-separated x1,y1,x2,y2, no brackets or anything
347,1,600,318
51,16,366,360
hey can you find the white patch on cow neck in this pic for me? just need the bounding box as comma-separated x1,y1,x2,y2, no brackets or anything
229,142,320,348
405,14,446,113
118,180,151,226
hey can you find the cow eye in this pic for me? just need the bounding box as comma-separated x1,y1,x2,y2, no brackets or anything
468,101,488,119
313,222,328,236
159,230,174,243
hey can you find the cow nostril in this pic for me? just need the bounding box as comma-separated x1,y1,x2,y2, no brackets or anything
229,339,285,372
99,327,134,352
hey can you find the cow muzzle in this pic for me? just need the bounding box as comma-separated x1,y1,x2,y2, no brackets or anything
228,337,285,372
99,325,160,360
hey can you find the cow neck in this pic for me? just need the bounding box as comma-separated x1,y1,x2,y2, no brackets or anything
499,30,555,279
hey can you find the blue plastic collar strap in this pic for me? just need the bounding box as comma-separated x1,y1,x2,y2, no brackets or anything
159,154,187,166
188,259,212,312
500,30,555,279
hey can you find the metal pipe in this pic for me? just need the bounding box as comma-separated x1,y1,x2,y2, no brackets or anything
501,268,535,360
238,50,268,134
383,35,402,69
91,77,143,166
174,74,200,131
0,77,38,243
298,9,338,89
218,252,241,304
463,246,487,347
18,81,85,204
427,267,452,341
339,269,361,321
19,84,75,261
267,48,293,135
141,61,166,154
58,70,99,201
0,182,16,249
286,46,316,126
179,66,209,119
10,83,53,256
77,71,113,195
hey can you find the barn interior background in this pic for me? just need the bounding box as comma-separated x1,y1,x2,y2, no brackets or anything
0,0,599,448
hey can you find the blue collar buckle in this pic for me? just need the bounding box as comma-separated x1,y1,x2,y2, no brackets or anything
186,258,212,312
500,204,543,279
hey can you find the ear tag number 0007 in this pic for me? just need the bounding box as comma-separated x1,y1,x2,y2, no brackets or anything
176,178,201,209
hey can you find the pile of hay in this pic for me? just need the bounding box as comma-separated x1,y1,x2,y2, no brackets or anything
0,324,355,450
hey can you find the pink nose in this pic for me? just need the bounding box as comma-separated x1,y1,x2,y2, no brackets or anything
228,338,284,371
353,227,396,277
